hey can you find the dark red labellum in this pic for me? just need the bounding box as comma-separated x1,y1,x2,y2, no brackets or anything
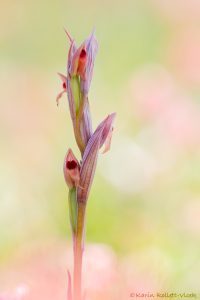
66,160,77,170
80,49,87,59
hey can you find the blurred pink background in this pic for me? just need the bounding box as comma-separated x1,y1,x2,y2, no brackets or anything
1,0,200,299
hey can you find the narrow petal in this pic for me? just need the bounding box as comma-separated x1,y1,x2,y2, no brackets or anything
56,90,66,106
81,31,98,94
77,113,116,203
98,113,116,149
63,28,77,73
58,72,67,85
66,77,76,123
64,28,73,43
102,127,114,154
56,73,67,106
68,41,77,75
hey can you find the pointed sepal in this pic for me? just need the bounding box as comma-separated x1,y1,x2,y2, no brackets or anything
77,113,116,203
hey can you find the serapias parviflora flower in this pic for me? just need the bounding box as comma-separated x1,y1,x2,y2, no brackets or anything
63,149,80,189
57,30,98,154
63,149,80,235
63,113,115,236
64,113,115,201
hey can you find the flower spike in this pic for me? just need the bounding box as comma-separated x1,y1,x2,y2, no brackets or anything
57,31,116,300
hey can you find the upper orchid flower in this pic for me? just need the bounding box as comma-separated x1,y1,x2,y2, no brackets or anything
66,31,97,81
57,31,98,155
68,31,98,95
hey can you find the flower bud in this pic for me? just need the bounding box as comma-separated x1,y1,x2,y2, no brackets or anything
78,113,116,203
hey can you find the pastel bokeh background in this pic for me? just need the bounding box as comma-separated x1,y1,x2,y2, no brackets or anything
1,0,200,299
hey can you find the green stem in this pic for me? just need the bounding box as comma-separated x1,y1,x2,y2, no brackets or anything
73,202,86,300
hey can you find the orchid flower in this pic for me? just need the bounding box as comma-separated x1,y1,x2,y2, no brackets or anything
57,30,98,154
57,31,116,300
63,149,80,189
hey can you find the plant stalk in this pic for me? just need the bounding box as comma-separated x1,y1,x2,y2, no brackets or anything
73,201,86,300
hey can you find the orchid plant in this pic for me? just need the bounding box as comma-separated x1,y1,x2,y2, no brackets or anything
57,30,116,300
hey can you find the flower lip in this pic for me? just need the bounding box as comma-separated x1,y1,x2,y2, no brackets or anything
63,82,67,89
64,149,80,188
66,160,78,170
80,48,87,60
